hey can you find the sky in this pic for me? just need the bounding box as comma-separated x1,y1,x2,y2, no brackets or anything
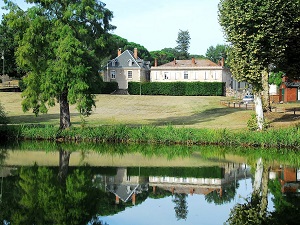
0,0,226,55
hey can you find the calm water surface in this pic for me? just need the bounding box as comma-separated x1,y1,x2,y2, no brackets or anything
0,141,299,224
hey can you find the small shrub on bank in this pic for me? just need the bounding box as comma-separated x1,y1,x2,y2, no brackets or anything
0,102,9,124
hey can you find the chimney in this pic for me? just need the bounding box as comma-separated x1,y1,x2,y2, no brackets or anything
221,57,225,67
154,58,158,67
115,195,120,204
134,48,138,59
192,57,195,65
173,58,176,66
132,193,136,205
118,48,122,56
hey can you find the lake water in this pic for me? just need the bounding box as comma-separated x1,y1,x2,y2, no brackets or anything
0,141,299,224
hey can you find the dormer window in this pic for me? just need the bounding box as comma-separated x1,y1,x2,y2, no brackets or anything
111,59,119,67
128,59,134,66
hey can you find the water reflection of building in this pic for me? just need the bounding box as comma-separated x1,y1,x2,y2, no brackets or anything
93,167,149,205
150,163,250,196
94,163,250,205
269,167,300,194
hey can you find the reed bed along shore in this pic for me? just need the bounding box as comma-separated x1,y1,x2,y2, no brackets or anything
1,124,300,150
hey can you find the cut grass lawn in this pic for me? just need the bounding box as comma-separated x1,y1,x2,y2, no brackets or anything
1,92,299,130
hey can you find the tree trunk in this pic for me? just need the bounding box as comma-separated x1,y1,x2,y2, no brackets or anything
254,93,264,130
58,149,71,183
260,165,270,217
59,90,71,129
253,158,264,192
262,69,271,112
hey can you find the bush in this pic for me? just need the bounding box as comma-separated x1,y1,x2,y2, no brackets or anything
0,102,9,124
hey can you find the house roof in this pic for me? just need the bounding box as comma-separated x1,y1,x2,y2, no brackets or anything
157,59,219,68
107,49,150,70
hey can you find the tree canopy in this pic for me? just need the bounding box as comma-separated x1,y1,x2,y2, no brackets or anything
218,0,300,88
205,44,227,65
4,0,115,129
175,29,191,60
218,0,300,129
109,35,152,62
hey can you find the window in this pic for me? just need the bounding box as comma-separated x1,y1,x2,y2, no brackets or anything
184,71,188,79
128,59,133,66
111,59,116,67
111,70,116,79
164,72,169,80
194,72,198,80
214,71,217,80
204,71,207,80
127,70,132,79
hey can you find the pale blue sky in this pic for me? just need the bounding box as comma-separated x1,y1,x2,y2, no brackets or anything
0,0,226,55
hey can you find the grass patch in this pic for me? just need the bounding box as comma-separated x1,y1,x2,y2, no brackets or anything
1,124,300,149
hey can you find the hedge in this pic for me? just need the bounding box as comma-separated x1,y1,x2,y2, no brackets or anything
128,82,225,96
100,81,118,94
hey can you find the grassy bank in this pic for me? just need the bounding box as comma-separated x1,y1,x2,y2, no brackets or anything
1,92,300,130
1,124,300,149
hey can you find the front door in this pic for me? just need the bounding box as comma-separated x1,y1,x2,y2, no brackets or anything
281,89,285,102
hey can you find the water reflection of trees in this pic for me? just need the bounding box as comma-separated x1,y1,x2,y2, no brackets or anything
2,142,300,224
172,193,188,220
205,181,239,205
226,158,300,225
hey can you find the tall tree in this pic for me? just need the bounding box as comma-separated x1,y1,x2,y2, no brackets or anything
150,49,176,66
4,0,115,129
175,29,190,60
0,16,26,80
218,0,299,130
205,44,227,64
109,34,152,61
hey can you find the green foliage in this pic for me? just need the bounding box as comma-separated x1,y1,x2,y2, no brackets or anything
0,101,9,124
101,81,118,94
4,0,115,127
0,13,26,78
269,71,284,86
175,29,191,59
218,0,300,90
247,114,269,131
226,192,271,225
2,123,300,150
205,44,227,64
109,34,152,62
172,194,188,220
128,82,225,96
127,166,224,178
150,49,176,66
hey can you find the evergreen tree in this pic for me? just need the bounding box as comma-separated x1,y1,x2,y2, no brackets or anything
175,29,191,59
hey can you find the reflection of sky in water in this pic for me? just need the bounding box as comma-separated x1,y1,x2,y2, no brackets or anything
98,178,274,225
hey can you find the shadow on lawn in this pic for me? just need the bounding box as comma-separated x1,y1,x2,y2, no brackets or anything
8,113,80,124
148,107,244,126
268,113,300,123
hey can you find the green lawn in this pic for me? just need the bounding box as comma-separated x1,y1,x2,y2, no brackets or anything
1,92,299,130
